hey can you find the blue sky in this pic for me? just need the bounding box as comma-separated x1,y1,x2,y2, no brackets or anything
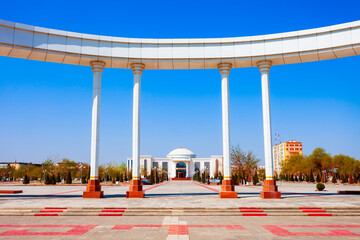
0,0,359,165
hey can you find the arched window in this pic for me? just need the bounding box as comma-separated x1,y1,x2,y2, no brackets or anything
176,162,186,168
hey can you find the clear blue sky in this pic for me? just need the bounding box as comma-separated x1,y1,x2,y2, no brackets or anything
0,0,359,165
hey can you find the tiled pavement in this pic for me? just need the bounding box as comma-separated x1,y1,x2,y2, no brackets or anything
0,215,360,239
0,181,359,208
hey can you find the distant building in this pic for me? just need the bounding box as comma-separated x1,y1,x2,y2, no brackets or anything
272,140,302,174
127,147,223,179
0,161,41,169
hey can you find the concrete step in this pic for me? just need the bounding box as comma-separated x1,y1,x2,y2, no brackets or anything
0,207,359,216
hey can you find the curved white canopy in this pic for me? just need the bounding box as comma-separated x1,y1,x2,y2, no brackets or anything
0,19,359,69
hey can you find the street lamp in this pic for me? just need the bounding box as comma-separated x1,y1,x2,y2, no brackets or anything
79,164,83,186
104,170,107,184
8,172,11,182
43,170,46,184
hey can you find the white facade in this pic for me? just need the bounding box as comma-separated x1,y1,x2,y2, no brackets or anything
127,148,223,178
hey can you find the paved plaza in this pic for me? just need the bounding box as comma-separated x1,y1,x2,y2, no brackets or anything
0,181,359,208
0,215,360,239
1,180,359,239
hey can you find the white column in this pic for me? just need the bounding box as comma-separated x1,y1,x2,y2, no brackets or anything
131,63,145,180
218,63,232,180
172,162,176,178
90,61,105,180
258,60,274,179
186,162,189,177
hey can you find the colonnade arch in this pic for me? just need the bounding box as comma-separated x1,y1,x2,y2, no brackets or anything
0,19,359,199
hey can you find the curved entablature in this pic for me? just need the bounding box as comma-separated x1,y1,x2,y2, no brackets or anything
0,19,359,69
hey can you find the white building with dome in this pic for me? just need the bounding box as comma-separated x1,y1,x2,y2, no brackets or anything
126,148,223,179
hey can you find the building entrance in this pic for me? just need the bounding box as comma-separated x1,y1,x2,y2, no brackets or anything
176,162,186,178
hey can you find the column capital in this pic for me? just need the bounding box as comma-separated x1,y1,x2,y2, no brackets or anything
90,61,105,73
130,63,145,75
257,60,272,73
217,63,232,75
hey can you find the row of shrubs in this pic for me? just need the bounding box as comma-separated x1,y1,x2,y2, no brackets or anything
280,172,359,184
23,171,76,185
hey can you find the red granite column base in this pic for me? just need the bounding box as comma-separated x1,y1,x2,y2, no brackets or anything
126,179,144,198
260,179,281,199
83,179,103,198
219,179,237,198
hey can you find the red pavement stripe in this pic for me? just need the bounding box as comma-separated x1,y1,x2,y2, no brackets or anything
239,207,261,209
101,210,125,212
45,207,67,209
240,210,264,212
143,181,170,192
104,208,127,209
98,214,123,216
303,210,327,213
192,182,220,193
40,210,63,213
308,214,332,216
242,213,267,216
299,207,322,209
34,214,58,216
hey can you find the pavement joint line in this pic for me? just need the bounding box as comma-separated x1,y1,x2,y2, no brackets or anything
143,181,170,192
192,182,220,193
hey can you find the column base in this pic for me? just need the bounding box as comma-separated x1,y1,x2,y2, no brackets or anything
260,179,281,199
126,179,144,198
83,179,103,198
219,179,237,198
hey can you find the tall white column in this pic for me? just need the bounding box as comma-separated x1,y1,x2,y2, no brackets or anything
186,162,189,178
90,61,105,180
258,60,274,179
218,63,232,180
131,63,145,180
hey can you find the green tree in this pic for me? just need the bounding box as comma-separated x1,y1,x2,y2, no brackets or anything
231,145,259,185
308,148,332,175
23,174,30,184
253,170,259,185
56,173,61,183
66,171,72,184
45,174,50,184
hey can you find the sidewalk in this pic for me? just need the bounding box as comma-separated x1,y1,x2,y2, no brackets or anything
0,181,359,209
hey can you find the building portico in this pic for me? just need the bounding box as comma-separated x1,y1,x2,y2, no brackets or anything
0,19,358,199
127,148,224,179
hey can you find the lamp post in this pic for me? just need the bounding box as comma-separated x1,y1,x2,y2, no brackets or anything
79,164,83,186
43,170,46,184
8,172,11,182
104,170,107,185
